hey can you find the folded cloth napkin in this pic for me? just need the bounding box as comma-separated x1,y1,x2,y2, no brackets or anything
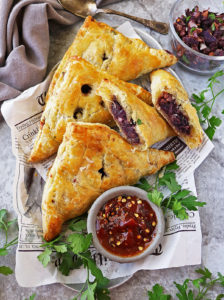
0,0,119,102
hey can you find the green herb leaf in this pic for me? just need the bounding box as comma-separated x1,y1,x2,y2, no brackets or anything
186,16,191,22
69,219,87,232
59,252,82,276
148,190,164,207
135,177,153,192
209,116,222,127
216,294,224,300
0,209,7,223
211,23,216,31
137,119,143,125
209,13,216,20
80,252,109,288
95,287,110,300
201,105,211,119
190,27,196,33
222,110,224,114
195,267,212,279
165,161,179,171
54,244,67,253
80,282,97,300
67,233,92,254
37,247,52,267
192,93,203,103
0,248,8,256
0,266,13,276
182,54,190,64
148,284,171,300
205,126,216,140
218,272,224,286
25,294,36,300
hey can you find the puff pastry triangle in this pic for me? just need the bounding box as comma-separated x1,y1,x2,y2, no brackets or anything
96,78,175,149
150,70,203,149
42,122,175,241
29,57,152,163
46,16,177,103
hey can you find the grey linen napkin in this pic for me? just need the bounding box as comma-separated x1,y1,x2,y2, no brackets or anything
0,0,119,101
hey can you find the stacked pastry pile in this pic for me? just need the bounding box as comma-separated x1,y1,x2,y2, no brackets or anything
29,16,203,241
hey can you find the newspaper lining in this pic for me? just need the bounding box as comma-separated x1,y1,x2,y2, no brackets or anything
1,22,214,287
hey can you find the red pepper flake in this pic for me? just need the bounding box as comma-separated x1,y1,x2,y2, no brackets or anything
96,194,157,257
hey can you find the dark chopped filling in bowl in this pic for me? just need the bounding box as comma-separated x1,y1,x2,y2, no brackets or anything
174,6,224,56
110,96,140,144
158,92,190,135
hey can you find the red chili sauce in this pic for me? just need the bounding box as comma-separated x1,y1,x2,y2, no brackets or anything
96,195,157,257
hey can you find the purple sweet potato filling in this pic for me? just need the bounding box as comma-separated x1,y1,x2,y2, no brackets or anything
158,92,190,135
110,96,140,144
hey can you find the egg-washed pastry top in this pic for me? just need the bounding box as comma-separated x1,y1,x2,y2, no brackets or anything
28,56,152,163
96,78,175,150
42,122,175,241
46,16,177,104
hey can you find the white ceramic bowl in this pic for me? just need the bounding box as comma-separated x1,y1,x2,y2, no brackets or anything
87,186,165,263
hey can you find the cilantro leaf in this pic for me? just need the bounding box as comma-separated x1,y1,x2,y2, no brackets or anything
0,266,13,276
59,252,82,276
54,244,67,253
137,119,143,125
69,219,87,232
190,27,196,33
67,233,92,254
222,110,224,114
209,13,216,20
148,190,164,207
0,248,8,256
25,294,36,300
209,116,222,127
195,267,212,279
159,172,181,193
216,295,224,300
165,161,179,171
205,126,216,140
95,287,110,300
37,247,52,267
186,16,191,22
218,272,224,286
135,177,153,192
80,252,109,288
148,284,171,300
80,282,97,300
0,209,7,223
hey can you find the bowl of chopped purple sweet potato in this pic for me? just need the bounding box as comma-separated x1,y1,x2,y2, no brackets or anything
169,0,224,74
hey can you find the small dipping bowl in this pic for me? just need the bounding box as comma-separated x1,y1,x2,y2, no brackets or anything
169,0,224,74
87,186,165,263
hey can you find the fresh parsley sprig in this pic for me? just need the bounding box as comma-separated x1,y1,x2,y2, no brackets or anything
38,216,110,300
148,267,224,300
0,209,18,276
192,70,224,140
135,161,206,220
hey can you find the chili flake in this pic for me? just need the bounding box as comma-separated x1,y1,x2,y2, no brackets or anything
96,194,157,257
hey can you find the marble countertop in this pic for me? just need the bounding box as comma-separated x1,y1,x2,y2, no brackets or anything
0,0,224,299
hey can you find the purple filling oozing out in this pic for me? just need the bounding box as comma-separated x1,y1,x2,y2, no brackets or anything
158,92,190,135
110,96,140,144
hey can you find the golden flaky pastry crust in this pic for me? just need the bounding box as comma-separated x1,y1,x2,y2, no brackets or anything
46,16,177,104
150,70,203,149
28,57,152,163
96,78,175,149
42,123,175,241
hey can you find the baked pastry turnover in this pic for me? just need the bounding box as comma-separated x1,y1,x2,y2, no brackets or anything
28,57,152,163
46,16,177,103
150,70,203,149
42,123,175,241
96,78,175,149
